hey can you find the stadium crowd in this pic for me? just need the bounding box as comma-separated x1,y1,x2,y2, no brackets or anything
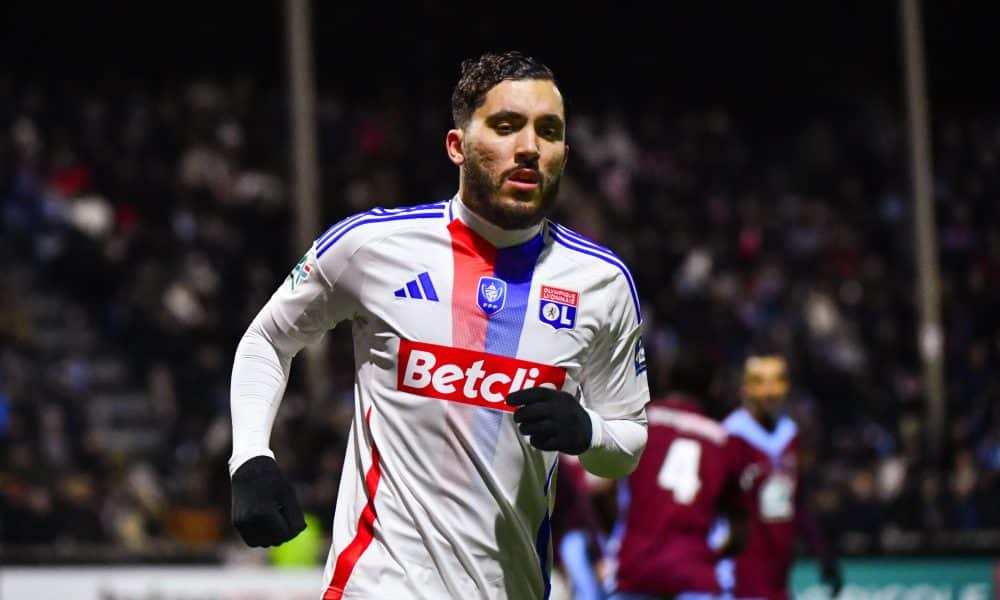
1,79,999,563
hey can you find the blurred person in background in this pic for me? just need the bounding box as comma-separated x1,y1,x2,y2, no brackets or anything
550,454,606,600
721,351,842,600
604,346,748,600
228,50,649,599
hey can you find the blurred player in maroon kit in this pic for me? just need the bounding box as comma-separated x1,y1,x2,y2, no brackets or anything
722,352,842,600
606,350,748,600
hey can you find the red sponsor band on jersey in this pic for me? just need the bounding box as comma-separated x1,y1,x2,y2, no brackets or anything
397,340,566,412
540,285,578,306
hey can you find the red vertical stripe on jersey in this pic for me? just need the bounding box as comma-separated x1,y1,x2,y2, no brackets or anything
448,219,496,350
324,408,381,600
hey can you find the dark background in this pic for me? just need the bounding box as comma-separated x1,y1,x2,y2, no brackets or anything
3,2,997,110
2,0,1000,567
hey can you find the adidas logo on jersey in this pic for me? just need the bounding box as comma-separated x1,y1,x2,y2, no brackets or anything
397,340,567,412
394,272,439,301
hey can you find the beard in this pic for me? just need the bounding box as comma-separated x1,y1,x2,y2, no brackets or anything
461,152,562,230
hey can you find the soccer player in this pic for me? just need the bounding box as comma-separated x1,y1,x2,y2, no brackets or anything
606,348,748,599
721,352,842,600
228,51,650,599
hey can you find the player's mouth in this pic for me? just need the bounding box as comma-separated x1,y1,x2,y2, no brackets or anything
505,169,541,192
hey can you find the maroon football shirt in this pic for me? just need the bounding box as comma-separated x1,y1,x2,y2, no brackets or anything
613,395,745,595
723,408,800,600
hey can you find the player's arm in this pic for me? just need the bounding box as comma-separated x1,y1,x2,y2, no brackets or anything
795,460,843,595
509,273,649,478
229,238,360,546
714,435,751,556
716,489,749,556
577,273,650,478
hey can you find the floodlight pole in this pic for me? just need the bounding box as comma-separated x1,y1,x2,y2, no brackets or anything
285,0,328,407
900,0,945,466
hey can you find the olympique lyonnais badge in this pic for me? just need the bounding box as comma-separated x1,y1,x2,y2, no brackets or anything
539,285,578,330
478,276,507,315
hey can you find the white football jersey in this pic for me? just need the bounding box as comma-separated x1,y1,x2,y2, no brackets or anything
259,197,648,599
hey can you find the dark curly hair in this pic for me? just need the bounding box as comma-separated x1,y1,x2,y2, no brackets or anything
450,51,558,129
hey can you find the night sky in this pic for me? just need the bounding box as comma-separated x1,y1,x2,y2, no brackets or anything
1,1,996,115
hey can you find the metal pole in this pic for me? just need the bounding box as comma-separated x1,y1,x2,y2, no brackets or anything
899,0,945,465
285,0,328,406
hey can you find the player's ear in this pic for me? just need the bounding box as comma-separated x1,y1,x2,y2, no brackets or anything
446,129,465,166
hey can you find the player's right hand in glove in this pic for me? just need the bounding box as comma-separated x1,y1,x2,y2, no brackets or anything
231,456,306,547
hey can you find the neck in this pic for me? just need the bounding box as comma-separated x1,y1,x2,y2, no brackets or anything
452,194,542,248
746,405,777,432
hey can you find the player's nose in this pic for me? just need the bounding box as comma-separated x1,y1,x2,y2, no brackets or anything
513,128,540,163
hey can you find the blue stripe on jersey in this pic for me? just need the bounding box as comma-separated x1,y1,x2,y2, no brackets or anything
535,458,559,600
316,209,445,258
547,223,642,322
315,202,444,245
485,233,544,356
314,200,447,249
536,511,552,599
315,201,447,246
471,233,544,463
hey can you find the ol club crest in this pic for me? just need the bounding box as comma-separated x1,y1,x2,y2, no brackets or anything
539,285,578,330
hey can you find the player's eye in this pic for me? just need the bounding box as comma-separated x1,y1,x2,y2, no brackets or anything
495,122,514,134
538,124,563,140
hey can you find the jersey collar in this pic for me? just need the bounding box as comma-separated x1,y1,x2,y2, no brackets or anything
449,194,543,249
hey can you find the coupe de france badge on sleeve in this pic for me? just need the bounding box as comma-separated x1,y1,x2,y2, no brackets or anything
539,285,578,330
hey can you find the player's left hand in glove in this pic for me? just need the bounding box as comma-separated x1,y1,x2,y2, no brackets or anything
820,562,844,597
231,456,306,547
507,388,592,455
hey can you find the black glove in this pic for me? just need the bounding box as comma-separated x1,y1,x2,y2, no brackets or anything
231,456,306,547
507,388,592,455
821,562,843,597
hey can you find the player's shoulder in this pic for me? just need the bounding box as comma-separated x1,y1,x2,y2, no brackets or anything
647,402,727,446
722,409,759,446
545,220,641,317
313,200,449,260
545,220,632,277
722,408,745,430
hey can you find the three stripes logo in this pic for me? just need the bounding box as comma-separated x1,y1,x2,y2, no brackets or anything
394,272,439,302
